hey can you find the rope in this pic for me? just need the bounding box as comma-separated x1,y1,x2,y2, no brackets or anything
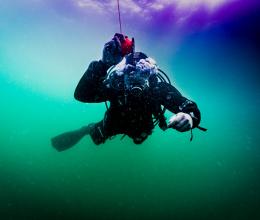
117,0,122,33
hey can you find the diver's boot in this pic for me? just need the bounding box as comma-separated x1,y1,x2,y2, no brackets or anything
79,123,95,136
51,124,94,152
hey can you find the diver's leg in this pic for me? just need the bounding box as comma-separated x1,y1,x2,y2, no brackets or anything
88,109,122,145
88,120,109,145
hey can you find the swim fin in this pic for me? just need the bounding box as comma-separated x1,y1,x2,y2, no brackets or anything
51,125,92,152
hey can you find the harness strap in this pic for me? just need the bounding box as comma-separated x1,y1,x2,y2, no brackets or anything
197,126,207,131
117,0,122,33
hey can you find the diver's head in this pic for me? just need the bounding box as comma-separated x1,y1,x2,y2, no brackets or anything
106,53,158,98
125,52,148,66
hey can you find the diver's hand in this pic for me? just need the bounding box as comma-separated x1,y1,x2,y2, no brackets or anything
168,113,193,132
102,36,122,67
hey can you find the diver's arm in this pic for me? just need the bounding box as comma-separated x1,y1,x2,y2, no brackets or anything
155,82,201,129
74,60,109,103
74,35,123,103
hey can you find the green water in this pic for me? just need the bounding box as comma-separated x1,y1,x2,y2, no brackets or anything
1,66,259,220
1,24,260,219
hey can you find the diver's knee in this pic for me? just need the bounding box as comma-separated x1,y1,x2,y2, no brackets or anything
89,123,107,145
133,132,150,144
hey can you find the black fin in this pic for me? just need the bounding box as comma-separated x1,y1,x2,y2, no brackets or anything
51,126,91,152
197,126,207,131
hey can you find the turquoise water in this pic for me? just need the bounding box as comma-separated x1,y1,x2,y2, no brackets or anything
1,3,260,219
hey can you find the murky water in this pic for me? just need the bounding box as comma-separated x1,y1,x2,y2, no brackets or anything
0,3,259,219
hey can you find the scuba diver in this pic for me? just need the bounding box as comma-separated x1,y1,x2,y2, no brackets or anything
51,33,206,151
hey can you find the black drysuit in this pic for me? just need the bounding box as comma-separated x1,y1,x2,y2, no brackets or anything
74,60,201,145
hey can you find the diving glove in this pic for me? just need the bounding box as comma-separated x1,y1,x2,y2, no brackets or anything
102,35,122,68
168,112,193,132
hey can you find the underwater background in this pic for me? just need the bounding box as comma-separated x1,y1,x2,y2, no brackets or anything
0,0,260,219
